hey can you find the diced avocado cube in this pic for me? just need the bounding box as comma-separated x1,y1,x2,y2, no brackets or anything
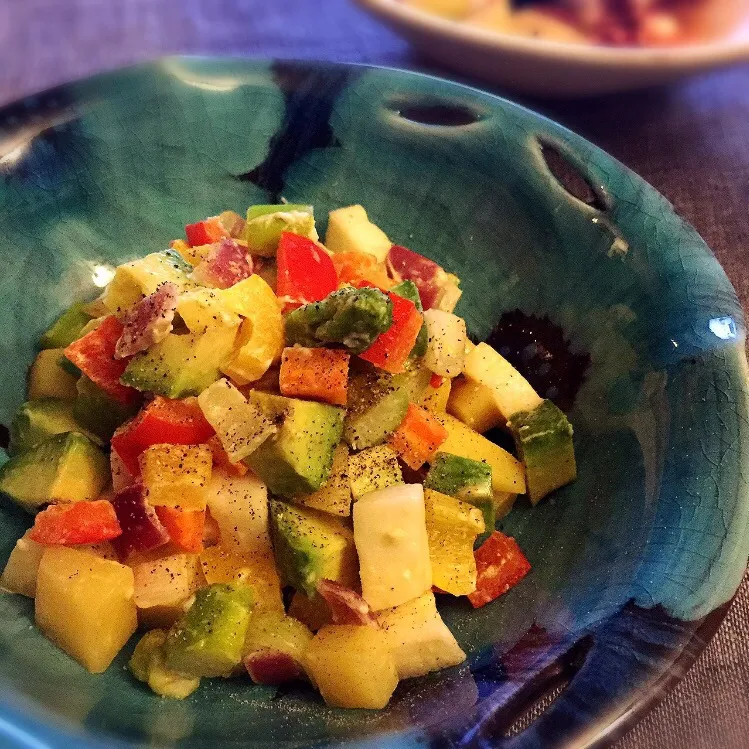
285,287,393,354
165,583,255,678
269,500,358,597
73,376,140,442
28,349,79,400
343,369,412,450
39,303,93,349
102,250,195,314
0,432,109,513
391,280,427,358
348,445,403,500
325,205,392,263
246,392,344,496
121,325,238,398
8,399,85,456
130,630,201,700
243,204,316,256
508,399,576,504
292,443,352,517
425,452,495,532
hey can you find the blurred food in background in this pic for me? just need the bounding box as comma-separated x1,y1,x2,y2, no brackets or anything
403,0,749,46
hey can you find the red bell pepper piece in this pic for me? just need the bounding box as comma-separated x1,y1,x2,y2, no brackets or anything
111,396,215,476
388,403,449,469
29,500,122,545
185,216,229,247
358,289,423,374
468,531,531,609
154,506,205,554
276,232,338,312
63,316,140,405
110,485,170,561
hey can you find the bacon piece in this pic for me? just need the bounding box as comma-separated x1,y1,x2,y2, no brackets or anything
316,579,378,627
387,244,444,310
114,282,178,359
244,650,304,685
110,484,170,561
192,239,253,289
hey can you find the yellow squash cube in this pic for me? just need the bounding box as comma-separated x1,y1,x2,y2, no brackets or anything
200,545,283,614
220,276,284,385
35,547,137,673
304,625,399,709
1,532,45,597
433,413,526,495
176,289,242,334
420,377,452,413
140,444,212,510
293,443,352,516
28,349,79,400
447,376,504,433
424,489,484,595
348,445,403,500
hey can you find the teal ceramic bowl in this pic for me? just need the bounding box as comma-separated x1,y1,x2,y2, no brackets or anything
0,58,747,749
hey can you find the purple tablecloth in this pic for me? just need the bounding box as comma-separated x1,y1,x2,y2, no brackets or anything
3,2,749,747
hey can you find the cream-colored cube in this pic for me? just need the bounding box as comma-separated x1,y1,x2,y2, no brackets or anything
304,625,399,709
35,547,137,673
325,205,391,262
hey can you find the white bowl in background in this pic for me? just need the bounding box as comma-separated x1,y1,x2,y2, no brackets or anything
354,0,749,97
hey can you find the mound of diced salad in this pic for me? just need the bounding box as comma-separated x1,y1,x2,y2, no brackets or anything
0,204,576,709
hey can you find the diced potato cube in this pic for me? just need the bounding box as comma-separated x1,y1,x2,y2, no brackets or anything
348,445,403,500
35,547,137,673
1,532,45,597
463,342,542,419
140,444,212,510
198,379,275,463
377,593,465,679
303,625,399,709
200,545,283,614
131,552,204,610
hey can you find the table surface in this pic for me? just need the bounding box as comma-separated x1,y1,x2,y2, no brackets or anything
3,1,749,747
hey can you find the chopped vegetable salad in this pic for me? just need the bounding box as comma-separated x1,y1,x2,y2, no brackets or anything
0,203,576,708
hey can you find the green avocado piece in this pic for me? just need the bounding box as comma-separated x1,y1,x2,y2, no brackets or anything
269,500,358,597
8,399,86,456
120,327,236,398
508,399,576,504
129,629,201,699
242,204,316,257
0,432,109,513
246,392,344,496
73,376,140,442
165,584,255,678
285,287,393,354
425,452,495,533
39,303,93,350
391,280,428,358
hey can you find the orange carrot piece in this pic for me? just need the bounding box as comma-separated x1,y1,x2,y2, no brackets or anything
154,506,205,554
331,252,394,290
279,347,350,406
388,403,449,470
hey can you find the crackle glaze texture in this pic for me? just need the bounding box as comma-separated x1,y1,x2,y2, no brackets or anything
0,58,747,749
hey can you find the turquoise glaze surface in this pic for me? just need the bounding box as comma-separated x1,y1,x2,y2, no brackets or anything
0,58,747,748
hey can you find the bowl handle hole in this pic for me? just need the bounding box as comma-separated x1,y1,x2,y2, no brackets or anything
389,100,483,127
539,140,608,211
